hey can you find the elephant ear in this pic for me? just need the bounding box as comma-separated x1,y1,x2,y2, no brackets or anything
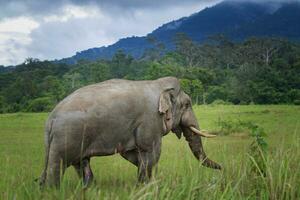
159,88,174,133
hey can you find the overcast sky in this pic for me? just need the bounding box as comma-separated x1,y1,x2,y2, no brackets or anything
0,0,224,66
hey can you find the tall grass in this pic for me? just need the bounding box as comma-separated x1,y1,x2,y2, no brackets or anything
0,105,299,199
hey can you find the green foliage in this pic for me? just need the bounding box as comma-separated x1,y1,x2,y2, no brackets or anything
288,89,300,104
294,100,300,105
26,97,54,112
0,96,5,113
180,79,203,104
206,86,228,104
41,76,64,102
111,50,133,78
246,123,268,178
211,99,233,105
216,118,269,176
174,33,200,67
0,36,299,112
143,62,178,80
216,119,244,135
142,35,166,61
216,118,268,176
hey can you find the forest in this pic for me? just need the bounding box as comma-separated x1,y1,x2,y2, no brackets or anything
0,34,299,113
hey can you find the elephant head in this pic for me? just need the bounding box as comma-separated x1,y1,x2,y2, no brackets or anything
158,78,221,170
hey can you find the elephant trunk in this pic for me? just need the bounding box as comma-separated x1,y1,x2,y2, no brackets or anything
182,126,221,170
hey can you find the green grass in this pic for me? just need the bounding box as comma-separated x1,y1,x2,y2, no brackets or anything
0,105,299,199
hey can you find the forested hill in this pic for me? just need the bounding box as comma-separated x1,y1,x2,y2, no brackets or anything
1,1,300,113
0,37,300,113
59,0,300,64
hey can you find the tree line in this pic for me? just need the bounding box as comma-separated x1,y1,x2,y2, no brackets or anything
0,34,299,113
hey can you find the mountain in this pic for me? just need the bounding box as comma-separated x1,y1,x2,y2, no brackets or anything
58,37,151,64
0,65,15,73
229,2,300,40
59,0,300,64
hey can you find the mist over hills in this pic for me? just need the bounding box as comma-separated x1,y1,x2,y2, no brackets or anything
59,0,300,64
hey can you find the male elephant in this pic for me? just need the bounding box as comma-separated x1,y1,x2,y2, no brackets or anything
39,77,221,186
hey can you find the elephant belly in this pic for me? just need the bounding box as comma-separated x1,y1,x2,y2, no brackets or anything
84,135,136,157
81,109,140,157
51,121,136,164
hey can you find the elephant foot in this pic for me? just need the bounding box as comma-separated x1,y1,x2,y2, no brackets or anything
83,167,94,187
82,159,94,187
138,165,152,183
74,159,94,187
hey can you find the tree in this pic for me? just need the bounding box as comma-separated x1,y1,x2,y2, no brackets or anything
0,96,5,113
142,36,166,61
190,79,204,104
41,76,64,102
179,79,204,104
89,62,110,83
239,38,283,66
174,33,200,67
206,34,238,69
27,97,54,112
0,37,299,112
64,72,82,90
144,62,179,80
206,86,227,104
111,50,133,78
24,58,40,65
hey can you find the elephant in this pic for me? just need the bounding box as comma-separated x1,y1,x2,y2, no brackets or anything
39,77,221,187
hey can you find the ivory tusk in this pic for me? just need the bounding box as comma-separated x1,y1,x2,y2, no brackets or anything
189,127,217,138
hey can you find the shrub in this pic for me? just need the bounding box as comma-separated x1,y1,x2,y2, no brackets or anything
246,123,268,178
206,86,227,104
288,89,300,104
0,96,5,113
217,119,268,176
26,97,54,112
216,119,244,135
211,99,233,105
294,100,300,105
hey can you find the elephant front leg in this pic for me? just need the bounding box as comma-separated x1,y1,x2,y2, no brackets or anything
134,124,162,183
137,151,152,183
137,145,161,183
121,150,154,182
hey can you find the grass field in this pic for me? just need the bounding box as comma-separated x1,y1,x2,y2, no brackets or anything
0,105,299,199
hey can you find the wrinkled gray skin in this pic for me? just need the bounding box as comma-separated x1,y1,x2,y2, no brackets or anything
39,77,221,187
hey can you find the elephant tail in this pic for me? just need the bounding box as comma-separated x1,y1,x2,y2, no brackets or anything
39,119,54,187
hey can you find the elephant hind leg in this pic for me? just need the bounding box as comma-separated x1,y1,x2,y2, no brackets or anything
73,163,83,178
73,158,94,187
47,154,66,187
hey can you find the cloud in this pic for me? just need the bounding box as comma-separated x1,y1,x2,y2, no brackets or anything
228,0,299,1
0,17,39,65
0,0,221,66
0,0,218,20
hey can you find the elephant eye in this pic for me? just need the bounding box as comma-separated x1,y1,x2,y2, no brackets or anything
185,102,190,108
170,95,175,104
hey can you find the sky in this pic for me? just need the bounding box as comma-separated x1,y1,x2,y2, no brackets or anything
0,0,222,66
